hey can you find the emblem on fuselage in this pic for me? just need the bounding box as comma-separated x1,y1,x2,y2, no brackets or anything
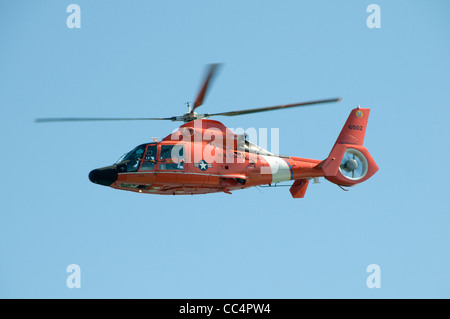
194,160,212,171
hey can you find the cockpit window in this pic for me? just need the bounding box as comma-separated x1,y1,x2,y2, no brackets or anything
123,144,146,172
140,144,157,171
116,143,184,172
115,153,127,164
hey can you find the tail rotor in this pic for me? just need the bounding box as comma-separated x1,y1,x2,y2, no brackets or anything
339,148,368,180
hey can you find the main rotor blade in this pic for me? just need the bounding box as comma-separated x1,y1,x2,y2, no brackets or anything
192,63,221,113
205,97,341,118
34,117,175,123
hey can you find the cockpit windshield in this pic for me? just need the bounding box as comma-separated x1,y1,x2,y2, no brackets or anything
123,144,146,162
115,144,147,173
115,153,128,164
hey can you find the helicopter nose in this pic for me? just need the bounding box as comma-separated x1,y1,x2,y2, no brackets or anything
89,166,118,186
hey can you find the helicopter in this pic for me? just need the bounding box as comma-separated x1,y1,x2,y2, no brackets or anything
35,64,378,198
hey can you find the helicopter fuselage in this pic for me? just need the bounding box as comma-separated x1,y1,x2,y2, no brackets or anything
89,119,322,196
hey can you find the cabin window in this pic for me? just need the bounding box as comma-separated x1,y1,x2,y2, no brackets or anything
160,144,184,170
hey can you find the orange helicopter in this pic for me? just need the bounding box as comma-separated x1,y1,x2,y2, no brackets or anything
35,64,378,198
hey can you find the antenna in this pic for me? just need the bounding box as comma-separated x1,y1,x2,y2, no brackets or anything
185,102,191,113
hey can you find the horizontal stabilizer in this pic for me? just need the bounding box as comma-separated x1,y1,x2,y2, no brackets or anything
289,179,309,198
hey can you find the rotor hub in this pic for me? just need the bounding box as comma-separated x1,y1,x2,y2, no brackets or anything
345,158,358,171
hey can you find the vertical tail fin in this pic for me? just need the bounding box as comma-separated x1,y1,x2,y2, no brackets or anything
334,107,369,146
321,107,378,186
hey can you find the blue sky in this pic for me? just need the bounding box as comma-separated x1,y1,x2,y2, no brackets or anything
1,0,449,298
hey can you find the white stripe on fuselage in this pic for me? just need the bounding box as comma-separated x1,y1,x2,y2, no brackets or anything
260,155,292,184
